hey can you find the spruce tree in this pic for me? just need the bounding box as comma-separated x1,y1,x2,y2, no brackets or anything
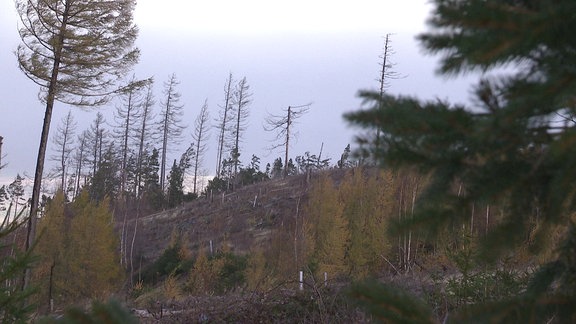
345,0,576,321
166,160,183,208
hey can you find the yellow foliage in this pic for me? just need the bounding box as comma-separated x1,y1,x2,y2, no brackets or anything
303,168,396,280
33,190,67,310
163,272,183,301
245,248,274,291
67,193,122,300
33,190,123,308
188,247,221,295
305,173,349,279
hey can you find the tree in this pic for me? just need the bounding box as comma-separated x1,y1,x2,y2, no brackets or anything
158,74,186,192
295,151,330,175
140,148,163,210
134,81,157,198
15,0,140,290
345,0,576,321
50,110,76,192
339,169,392,279
67,192,122,300
33,190,67,312
190,99,210,195
264,104,311,177
166,146,194,208
237,155,268,186
270,158,283,179
7,174,26,220
337,144,354,169
304,173,348,279
0,136,4,170
0,186,8,223
87,112,107,180
166,160,184,209
0,213,35,322
112,77,151,268
71,130,89,198
113,76,152,195
33,190,122,308
215,73,235,176
89,143,120,203
231,77,252,176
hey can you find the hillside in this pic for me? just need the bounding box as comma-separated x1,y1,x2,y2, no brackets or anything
129,169,349,267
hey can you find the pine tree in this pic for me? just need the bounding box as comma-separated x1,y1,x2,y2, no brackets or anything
345,0,576,321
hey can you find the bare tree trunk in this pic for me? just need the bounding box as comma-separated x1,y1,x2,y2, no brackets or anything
284,106,291,178
216,73,234,176
130,200,141,287
192,100,210,195
485,204,490,236
470,202,475,235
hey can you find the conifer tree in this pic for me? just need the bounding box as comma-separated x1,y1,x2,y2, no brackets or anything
113,76,152,196
7,174,26,220
134,81,157,198
231,77,252,176
190,99,210,195
34,190,67,312
87,112,108,181
215,73,235,176
345,0,576,321
304,173,349,278
264,104,311,177
158,74,186,191
166,160,184,208
71,130,89,198
89,144,120,203
15,1,140,282
140,148,163,210
0,215,35,322
50,111,76,192
67,192,122,300
339,169,392,279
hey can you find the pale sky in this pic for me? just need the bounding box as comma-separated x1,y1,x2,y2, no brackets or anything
0,0,477,196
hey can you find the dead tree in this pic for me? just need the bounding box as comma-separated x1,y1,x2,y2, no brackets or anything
264,104,311,177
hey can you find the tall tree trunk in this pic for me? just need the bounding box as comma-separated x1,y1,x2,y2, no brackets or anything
25,2,70,291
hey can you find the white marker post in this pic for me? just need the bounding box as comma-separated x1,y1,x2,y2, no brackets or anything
299,271,304,291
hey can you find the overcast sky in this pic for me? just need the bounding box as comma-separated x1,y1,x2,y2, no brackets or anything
0,0,477,193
